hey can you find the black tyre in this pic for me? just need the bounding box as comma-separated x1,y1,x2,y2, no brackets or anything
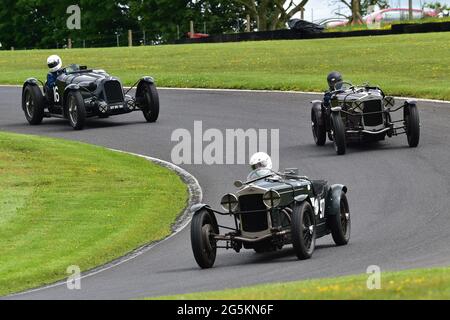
405,104,420,148
311,107,326,146
66,91,86,130
291,202,316,260
253,247,266,254
22,84,45,125
331,112,346,155
328,192,351,246
138,82,160,123
191,209,218,269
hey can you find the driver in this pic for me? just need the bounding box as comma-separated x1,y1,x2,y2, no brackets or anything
248,152,274,180
324,71,343,107
45,55,63,102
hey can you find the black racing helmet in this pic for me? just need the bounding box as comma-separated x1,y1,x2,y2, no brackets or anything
327,71,343,90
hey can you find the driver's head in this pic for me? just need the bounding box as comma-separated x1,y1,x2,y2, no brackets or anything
47,55,62,73
250,152,273,171
327,71,343,90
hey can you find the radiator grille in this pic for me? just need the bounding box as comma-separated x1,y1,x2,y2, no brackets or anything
363,100,383,127
239,194,268,233
104,81,124,104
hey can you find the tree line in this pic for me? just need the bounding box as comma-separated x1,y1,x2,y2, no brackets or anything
0,0,405,50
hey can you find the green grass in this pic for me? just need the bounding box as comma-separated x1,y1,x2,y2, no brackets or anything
0,132,188,296
153,266,450,300
1,32,450,100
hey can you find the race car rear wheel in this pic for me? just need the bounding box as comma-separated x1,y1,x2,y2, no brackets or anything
328,192,351,246
291,201,316,260
311,106,326,146
191,209,219,269
405,103,420,148
138,82,160,123
22,84,45,125
67,90,86,130
331,112,346,155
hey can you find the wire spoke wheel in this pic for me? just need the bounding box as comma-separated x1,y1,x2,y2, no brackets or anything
291,201,316,260
68,96,78,124
138,82,160,123
191,209,218,269
340,200,349,237
143,86,153,118
302,214,313,250
331,112,346,155
405,104,420,148
25,91,34,118
311,106,326,146
22,84,45,125
66,91,86,130
328,191,351,246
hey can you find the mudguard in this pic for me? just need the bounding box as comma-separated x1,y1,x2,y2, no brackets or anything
190,204,218,231
325,184,348,216
64,84,81,93
23,78,40,88
135,77,156,100
403,100,417,119
190,203,211,215
311,101,324,126
23,78,42,96
139,76,155,85
61,84,82,117
294,194,309,204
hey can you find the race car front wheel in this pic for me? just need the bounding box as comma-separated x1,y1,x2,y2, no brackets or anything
331,112,346,155
328,192,351,246
311,106,326,146
191,209,219,269
67,91,86,130
291,201,316,260
138,82,160,123
22,84,45,125
405,103,420,148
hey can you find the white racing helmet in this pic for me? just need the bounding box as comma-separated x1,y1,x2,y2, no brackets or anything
249,152,273,171
47,55,62,72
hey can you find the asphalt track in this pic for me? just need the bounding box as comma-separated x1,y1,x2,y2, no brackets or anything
1,86,450,300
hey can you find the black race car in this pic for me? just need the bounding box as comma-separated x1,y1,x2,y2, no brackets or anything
311,82,420,155
22,64,159,130
190,168,350,269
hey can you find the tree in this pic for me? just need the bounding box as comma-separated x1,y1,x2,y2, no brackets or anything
235,0,309,31
129,0,246,42
332,0,389,24
190,0,247,34
0,0,18,49
0,0,138,49
425,1,450,13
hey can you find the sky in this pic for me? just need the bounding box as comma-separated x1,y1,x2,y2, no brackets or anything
300,0,450,21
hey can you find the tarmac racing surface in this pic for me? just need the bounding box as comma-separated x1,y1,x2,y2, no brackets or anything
1,86,449,300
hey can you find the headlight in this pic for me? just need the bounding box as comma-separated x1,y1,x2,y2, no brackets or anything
220,193,238,212
263,190,281,209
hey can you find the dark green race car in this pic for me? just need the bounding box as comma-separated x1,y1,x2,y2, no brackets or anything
311,82,420,155
190,168,350,269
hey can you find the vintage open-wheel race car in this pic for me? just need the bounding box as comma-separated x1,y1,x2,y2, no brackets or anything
311,82,421,155
22,64,159,130
190,168,351,269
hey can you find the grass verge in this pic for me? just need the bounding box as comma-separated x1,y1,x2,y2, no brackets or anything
153,266,450,300
1,32,450,100
0,132,188,296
